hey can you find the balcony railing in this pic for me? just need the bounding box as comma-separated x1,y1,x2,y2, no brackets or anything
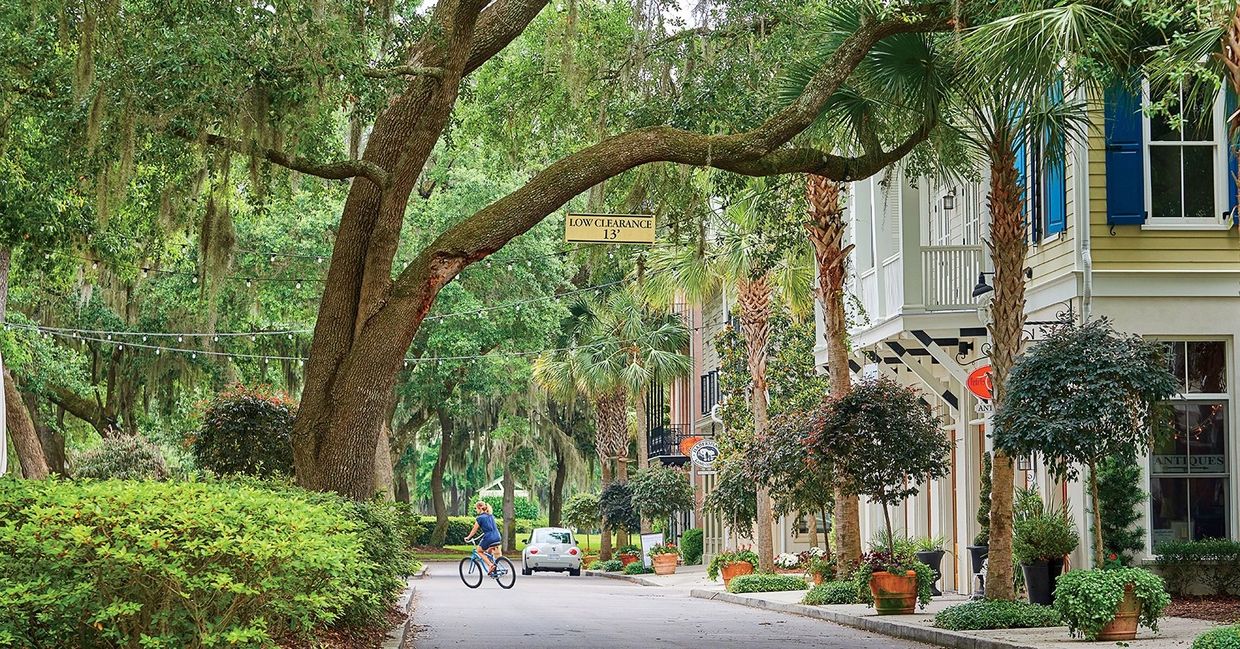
648,424,697,466
921,245,983,311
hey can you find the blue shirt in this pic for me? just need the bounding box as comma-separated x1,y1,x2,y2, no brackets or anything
477,513,500,545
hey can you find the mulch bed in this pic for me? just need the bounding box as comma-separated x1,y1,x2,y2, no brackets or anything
279,606,407,649
1167,595,1240,624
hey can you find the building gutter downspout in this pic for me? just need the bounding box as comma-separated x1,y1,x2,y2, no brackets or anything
1078,135,1093,324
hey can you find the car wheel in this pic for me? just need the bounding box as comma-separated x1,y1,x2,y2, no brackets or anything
569,567,581,577
522,561,532,576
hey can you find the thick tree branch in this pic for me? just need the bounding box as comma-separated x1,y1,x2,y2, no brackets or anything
362,65,446,79
465,0,550,74
195,132,391,188
47,384,118,436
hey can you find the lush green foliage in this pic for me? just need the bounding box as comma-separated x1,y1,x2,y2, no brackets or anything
71,435,169,480
648,542,679,557
599,482,640,534
0,478,406,647
1193,625,1240,649
1053,568,1170,640
680,528,704,566
623,562,655,575
852,551,935,609
975,451,992,546
708,549,761,581
418,516,475,546
1012,490,1078,565
702,457,757,537
482,496,539,521
933,600,1062,630
1095,455,1147,566
802,581,861,606
595,559,624,572
808,377,950,544
630,465,694,521
193,386,296,478
726,573,809,594
1155,539,1240,596
561,492,601,532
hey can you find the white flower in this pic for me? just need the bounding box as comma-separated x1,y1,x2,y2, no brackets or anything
807,546,825,559
775,553,801,569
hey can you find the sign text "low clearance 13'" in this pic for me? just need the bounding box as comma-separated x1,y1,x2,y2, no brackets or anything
564,213,656,244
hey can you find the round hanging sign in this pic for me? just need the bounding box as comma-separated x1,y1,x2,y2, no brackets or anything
689,438,719,469
966,365,994,400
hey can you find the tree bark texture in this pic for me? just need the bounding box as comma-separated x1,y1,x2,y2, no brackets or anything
4,371,49,479
984,139,1026,601
23,392,67,475
502,469,516,553
738,274,776,572
430,407,453,546
599,457,613,560
285,3,949,499
805,175,862,572
549,445,566,527
373,422,395,501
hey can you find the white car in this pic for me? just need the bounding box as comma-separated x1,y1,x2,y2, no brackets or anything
521,527,582,576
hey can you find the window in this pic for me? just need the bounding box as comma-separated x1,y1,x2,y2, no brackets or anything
1145,80,1226,222
534,530,573,544
1019,86,1067,244
701,370,720,415
1150,341,1230,544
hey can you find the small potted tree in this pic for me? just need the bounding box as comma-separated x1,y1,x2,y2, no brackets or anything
808,377,953,614
1012,489,1078,605
707,547,760,587
630,465,695,536
967,452,992,585
649,542,680,575
599,483,641,564
995,318,1177,639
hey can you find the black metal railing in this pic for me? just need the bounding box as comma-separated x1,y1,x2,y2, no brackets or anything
648,424,693,462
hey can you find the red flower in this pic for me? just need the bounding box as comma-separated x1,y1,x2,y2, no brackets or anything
1108,553,1118,561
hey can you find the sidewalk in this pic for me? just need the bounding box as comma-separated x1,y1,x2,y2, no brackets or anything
687,588,1223,649
584,564,714,588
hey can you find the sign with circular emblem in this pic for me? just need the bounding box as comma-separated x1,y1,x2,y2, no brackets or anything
689,438,719,469
966,365,994,400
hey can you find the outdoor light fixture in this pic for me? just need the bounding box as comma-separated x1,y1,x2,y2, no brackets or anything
971,268,1033,298
942,190,956,211
1017,454,1034,472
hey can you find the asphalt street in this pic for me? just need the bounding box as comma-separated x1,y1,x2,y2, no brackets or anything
409,562,937,649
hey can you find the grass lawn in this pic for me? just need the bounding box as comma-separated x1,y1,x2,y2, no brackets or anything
414,532,627,562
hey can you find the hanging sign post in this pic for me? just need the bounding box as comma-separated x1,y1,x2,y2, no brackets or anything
564,213,655,244
966,364,994,400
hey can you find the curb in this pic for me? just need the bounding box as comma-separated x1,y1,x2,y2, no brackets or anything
688,589,1041,649
382,576,420,649
583,569,661,587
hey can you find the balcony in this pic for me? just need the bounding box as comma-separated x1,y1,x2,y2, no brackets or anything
921,245,983,311
648,424,698,466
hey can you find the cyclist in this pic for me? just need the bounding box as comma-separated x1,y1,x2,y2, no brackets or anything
464,501,503,575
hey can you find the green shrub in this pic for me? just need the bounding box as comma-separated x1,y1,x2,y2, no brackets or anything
599,559,624,572
192,385,295,478
72,435,169,480
481,496,538,520
1155,539,1240,596
417,516,475,545
0,477,381,648
933,600,1062,630
588,560,605,570
599,482,641,533
1053,567,1170,640
802,581,860,605
727,573,809,594
1095,455,1146,565
624,561,654,575
680,528,704,565
1193,625,1240,649
562,492,600,532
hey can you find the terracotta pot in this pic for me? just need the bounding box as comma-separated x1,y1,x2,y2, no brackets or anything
869,570,918,615
652,553,679,575
619,553,639,567
1096,584,1140,641
812,573,826,585
720,561,754,587
583,554,599,566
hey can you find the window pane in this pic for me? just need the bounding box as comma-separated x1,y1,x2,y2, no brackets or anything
1182,146,1216,218
1151,477,1190,545
1186,402,1227,474
1167,341,1188,393
1149,147,1183,218
1152,404,1190,474
1187,341,1227,393
1191,478,1229,540
1182,89,1215,142
1150,79,1179,141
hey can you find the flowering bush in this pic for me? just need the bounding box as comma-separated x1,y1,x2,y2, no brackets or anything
72,435,169,480
649,542,679,557
775,553,802,569
852,550,935,609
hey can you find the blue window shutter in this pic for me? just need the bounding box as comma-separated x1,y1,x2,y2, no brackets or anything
1227,89,1238,224
1104,83,1146,225
1046,139,1066,234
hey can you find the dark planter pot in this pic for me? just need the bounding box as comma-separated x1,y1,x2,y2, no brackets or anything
1022,560,1052,605
1048,556,1064,588
915,550,946,596
967,545,989,575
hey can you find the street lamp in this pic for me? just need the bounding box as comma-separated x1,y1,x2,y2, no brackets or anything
971,268,1034,298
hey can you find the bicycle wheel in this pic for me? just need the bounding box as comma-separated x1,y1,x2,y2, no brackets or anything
459,557,483,589
493,557,516,589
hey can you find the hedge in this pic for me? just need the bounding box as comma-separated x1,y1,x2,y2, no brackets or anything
416,516,539,546
933,600,1062,631
726,573,809,594
680,528,704,565
802,580,861,605
0,477,410,648
624,562,654,575
1155,539,1240,596
481,496,538,520
1193,625,1240,649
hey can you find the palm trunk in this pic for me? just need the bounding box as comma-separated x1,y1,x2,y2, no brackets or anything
984,137,1027,601
805,175,863,573
502,470,516,553
738,274,775,572
636,387,649,470
600,456,614,560
430,407,453,546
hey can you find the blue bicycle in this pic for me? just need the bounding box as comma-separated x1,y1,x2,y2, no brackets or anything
460,537,516,589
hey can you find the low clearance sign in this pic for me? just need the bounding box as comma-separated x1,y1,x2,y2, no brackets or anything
564,213,655,244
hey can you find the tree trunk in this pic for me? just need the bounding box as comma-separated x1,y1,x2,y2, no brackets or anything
807,510,818,548
549,446,566,527
599,456,613,560
23,392,66,475
737,274,775,572
373,422,395,501
502,469,517,553
636,387,649,470
430,407,453,546
984,137,1027,601
396,471,411,503
1088,460,1105,568
805,175,863,573
4,371,49,479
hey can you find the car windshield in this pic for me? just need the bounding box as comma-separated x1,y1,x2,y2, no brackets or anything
534,530,572,544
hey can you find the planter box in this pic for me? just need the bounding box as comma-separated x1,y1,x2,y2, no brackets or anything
720,561,754,588
652,553,678,575
869,570,918,615
1097,583,1140,641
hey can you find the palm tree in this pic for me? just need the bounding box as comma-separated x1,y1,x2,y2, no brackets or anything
533,286,691,559
646,177,813,572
